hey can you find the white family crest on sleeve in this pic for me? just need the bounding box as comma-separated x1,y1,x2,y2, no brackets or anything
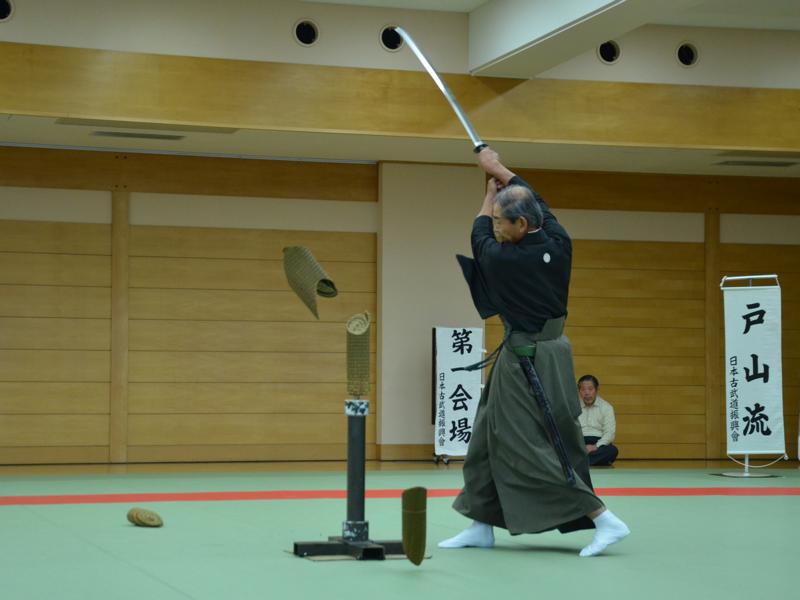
542,252,551,264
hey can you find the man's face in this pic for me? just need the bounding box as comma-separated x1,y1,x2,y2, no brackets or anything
579,381,597,406
492,203,527,244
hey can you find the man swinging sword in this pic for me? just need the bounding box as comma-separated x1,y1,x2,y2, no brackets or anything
439,147,630,557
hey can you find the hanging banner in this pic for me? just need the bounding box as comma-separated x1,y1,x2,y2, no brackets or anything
433,326,484,457
721,279,785,456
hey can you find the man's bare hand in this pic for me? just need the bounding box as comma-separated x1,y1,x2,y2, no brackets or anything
586,444,598,453
478,147,501,172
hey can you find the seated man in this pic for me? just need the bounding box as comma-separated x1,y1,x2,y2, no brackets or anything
577,375,619,466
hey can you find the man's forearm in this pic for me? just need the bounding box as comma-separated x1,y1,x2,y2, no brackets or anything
478,192,494,217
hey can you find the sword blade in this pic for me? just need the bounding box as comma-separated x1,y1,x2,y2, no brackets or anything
393,27,486,153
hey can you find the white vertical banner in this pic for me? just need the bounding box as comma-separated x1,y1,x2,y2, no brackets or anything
433,327,484,457
721,281,785,456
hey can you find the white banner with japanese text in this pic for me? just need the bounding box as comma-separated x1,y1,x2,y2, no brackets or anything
722,284,785,456
433,327,484,457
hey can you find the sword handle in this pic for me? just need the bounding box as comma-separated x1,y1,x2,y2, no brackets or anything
473,143,488,154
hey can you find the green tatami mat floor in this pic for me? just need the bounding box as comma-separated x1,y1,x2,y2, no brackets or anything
1,467,797,600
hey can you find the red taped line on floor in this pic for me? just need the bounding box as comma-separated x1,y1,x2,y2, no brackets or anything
597,487,800,496
0,487,797,507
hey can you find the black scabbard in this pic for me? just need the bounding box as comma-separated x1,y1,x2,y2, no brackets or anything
518,356,576,486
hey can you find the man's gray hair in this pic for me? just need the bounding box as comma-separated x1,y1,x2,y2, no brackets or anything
495,185,543,229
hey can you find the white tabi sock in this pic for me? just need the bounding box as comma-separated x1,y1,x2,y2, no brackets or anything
437,520,495,549
579,510,630,557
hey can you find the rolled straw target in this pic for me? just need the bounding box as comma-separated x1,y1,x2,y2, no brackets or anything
282,246,338,319
346,312,371,397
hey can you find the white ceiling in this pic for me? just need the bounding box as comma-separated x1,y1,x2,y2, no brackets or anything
653,0,800,31
309,0,800,31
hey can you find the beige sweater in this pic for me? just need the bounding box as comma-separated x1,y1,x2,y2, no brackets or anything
578,395,616,447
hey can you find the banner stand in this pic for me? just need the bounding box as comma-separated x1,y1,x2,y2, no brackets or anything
715,275,788,479
715,453,784,478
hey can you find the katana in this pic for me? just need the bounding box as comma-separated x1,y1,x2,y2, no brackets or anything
393,27,487,153
518,356,577,486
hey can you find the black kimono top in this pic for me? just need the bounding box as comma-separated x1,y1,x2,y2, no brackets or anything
457,175,571,333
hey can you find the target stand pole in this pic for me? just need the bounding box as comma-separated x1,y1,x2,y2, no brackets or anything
293,399,404,560
345,399,368,539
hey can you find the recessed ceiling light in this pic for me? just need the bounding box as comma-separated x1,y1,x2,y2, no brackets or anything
597,40,620,64
0,0,14,22
294,19,319,47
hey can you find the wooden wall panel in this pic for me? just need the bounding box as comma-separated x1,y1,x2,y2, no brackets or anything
615,444,706,459
0,285,110,318
487,298,706,329
712,243,800,459
130,226,377,261
720,245,800,275
128,351,376,383
129,257,375,292
560,298,704,328
782,358,800,386
110,191,130,463
570,268,704,299
490,239,708,462
783,387,799,416
0,219,112,465
114,154,377,201
129,289,375,322
129,383,374,414
0,447,110,465
0,221,110,254
704,209,723,458
0,147,377,202
588,385,705,415
571,356,704,386
786,419,799,460
128,414,375,446
615,414,706,444
486,325,705,358
127,444,376,463
130,321,376,353
0,253,110,286
4,41,800,153
3,150,797,465
783,302,800,331
125,225,377,462
0,415,109,446
0,383,109,414
571,241,704,270
519,170,800,215
0,318,110,350
0,350,110,382
567,236,707,440
566,326,704,357
0,214,376,463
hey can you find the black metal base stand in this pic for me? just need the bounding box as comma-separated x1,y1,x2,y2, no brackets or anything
293,400,403,560
293,537,405,560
